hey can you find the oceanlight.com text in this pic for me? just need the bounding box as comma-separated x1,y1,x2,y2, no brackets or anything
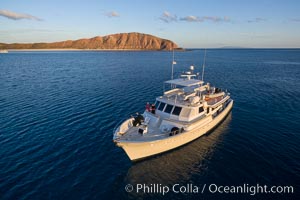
125,183,294,196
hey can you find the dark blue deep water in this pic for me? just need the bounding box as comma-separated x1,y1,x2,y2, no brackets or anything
0,49,299,200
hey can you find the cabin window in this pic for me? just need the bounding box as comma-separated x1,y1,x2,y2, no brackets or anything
155,101,160,109
164,104,173,114
198,107,204,113
158,102,166,111
172,106,182,116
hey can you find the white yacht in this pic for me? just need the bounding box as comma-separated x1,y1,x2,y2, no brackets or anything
113,62,233,161
0,50,8,53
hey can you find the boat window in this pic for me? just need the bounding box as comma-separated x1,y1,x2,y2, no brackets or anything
155,101,160,109
164,104,173,114
158,102,166,111
199,106,204,113
172,106,182,116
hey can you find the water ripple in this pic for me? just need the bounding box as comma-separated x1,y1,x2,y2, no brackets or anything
0,50,299,199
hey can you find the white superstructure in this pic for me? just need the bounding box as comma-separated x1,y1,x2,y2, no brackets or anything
113,64,233,161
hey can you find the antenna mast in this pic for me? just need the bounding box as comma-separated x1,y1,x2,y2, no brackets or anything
171,48,175,80
201,49,206,81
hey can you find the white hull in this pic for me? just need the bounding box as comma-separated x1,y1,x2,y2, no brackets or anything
116,100,233,161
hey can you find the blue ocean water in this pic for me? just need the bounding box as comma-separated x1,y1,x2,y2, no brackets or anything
0,49,299,200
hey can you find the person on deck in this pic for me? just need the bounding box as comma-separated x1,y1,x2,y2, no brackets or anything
145,102,150,112
151,104,156,114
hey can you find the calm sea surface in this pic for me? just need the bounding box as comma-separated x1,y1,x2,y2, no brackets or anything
0,49,299,199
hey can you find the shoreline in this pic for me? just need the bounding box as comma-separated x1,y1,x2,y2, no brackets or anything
5,48,299,52
6,48,185,52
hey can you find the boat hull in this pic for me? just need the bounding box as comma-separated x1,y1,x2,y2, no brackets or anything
116,100,233,161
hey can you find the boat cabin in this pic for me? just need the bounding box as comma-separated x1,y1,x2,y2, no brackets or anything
145,66,230,125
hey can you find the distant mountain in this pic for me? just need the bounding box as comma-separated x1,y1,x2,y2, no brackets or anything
0,32,179,50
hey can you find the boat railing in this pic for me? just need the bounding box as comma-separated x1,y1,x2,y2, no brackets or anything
145,132,170,138
113,117,132,138
113,112,145,138
146,127,186,139
207,95,230,107
130,127,185,140
164,88,182,96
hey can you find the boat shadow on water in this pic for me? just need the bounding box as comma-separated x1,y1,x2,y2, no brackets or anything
115,112,232,198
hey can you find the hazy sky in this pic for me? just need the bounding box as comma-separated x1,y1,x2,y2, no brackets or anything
1,0,300,48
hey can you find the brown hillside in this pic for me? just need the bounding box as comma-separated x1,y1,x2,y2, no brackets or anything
0,32,179,50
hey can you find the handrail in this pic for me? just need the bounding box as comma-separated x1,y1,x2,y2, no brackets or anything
113,117,127,133
113,112,144,138
207,95,230,108
119,128,186,141
113,116,132,136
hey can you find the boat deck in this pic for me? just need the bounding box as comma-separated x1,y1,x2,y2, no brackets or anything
118,125,169,142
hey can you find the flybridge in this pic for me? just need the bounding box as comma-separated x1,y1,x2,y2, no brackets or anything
165,78,204,87
164,65,205,97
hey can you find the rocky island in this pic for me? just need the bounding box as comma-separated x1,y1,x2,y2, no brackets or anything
0,32,180,51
